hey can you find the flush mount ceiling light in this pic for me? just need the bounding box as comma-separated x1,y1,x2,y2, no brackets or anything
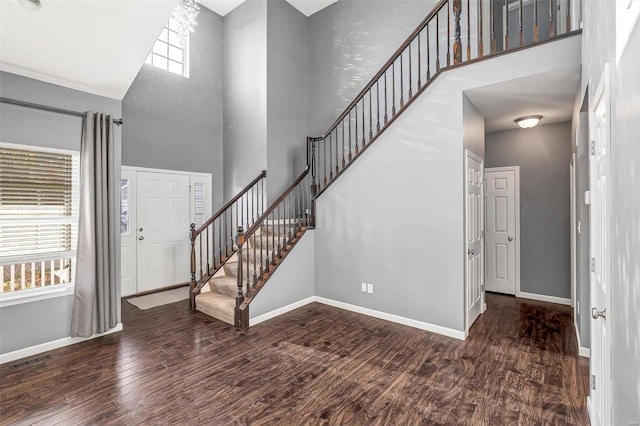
16,0,42,11
514,115,543,129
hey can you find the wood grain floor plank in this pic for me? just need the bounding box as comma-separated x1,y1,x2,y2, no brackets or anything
0,294,589,425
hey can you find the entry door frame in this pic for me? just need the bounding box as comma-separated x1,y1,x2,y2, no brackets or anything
485,166,521,296
120,165,212,297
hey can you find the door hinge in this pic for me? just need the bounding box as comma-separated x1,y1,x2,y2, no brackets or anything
590,140,596,155
591,257,596,273
591,374,596,390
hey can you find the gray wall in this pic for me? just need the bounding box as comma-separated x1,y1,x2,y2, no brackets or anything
485,122,572,299
223,0,268,202
123,7,224,210
0,71,122,354
250,231,314,319
314,33,580,334
265,0,309,202
463,94,485,159
307,0,436,136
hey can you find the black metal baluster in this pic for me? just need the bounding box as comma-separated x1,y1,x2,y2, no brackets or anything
400,52,405,108
384,71,389,124
549,0,555,38
376,80,381,132
329,134,334,181
368,90,373,140
206,227,210,275
362,97,366,148
427,23,432,79
354,104,359,155
436,12,441,71
323,134,327,187
519,0,524,46
341,121,346,168
348,111,352,160
334,129,339,176
408,42,413,99
392,61,396,116
418,31,422,89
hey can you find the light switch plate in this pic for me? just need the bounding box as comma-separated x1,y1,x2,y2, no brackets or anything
367,284,373,294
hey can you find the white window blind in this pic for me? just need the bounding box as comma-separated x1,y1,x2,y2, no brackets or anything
0,143,79,293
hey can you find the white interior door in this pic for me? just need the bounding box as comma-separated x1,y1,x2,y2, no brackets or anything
465,150,484,330
589,65,611,426
136,171,190,293
120,170,137,297
485,167,519,295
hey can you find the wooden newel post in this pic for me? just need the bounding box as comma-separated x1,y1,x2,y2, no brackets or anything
309,138,317,228
189,223,197,310
453,0,462,64
235,226,248,330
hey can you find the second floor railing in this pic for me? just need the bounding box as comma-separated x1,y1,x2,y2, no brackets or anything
308,0,580,197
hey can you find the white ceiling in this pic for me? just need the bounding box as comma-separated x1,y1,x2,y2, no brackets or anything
0,0,177,100
199,0,338,16
465,67,581,132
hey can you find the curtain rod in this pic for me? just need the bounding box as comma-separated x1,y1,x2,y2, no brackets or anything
0,97,123,125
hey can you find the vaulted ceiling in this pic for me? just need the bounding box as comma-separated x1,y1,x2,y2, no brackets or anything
0,0,338,100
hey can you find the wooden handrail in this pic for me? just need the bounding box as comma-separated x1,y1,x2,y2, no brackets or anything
315,0,448,139
194,170,266,235
243,168,310,238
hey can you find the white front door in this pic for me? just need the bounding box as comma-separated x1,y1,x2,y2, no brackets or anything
465,150,484,329
485,167,519,295
136,172,190,293
589,66,611,426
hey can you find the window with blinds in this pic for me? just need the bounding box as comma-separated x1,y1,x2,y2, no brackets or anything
0,143,79,294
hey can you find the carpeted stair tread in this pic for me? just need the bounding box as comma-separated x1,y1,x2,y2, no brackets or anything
195,292,235,325
208,275,238,298
223,261,260,279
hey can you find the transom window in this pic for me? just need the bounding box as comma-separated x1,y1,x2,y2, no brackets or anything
145,18,190,78
0,143,79,295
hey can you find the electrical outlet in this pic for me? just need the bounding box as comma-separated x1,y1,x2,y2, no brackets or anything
367,283,374,294
361,283,367,293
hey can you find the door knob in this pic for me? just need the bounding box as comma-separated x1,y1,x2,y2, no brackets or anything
138,236,144,241
467,249,475,255
591,307,606,320
508,236,514,241
138,227,143,232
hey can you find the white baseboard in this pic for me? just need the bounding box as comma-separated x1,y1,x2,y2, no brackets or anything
314,297,466,341
574,320,591,358
250,296,316,326
0,323,123,365
517,291,572,306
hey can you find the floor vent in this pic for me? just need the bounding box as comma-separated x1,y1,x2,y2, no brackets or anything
10,354,52,370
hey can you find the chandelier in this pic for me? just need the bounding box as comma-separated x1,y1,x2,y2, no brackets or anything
172,0,200,47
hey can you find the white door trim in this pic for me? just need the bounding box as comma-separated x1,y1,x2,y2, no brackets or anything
485,166,521,297
122,165,212,178
119,165,212,297
464,150,485,332
570,153,577,309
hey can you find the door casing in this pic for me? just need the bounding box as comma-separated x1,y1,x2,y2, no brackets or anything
120,166,212,297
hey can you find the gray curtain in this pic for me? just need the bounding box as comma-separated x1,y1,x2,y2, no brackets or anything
71,112,119,338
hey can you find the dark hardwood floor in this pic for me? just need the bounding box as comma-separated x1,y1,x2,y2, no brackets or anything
0,293,589,425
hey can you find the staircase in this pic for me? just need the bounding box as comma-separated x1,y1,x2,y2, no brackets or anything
189,0,580,329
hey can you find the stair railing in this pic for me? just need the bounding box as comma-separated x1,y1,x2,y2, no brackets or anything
308,0,580,197
189,170,267,309
234,168,312,329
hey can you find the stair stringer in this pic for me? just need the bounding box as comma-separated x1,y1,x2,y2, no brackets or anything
313,35,582,336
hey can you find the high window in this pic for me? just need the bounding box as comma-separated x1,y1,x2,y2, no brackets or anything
0,143,79,297
145,18,190,77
